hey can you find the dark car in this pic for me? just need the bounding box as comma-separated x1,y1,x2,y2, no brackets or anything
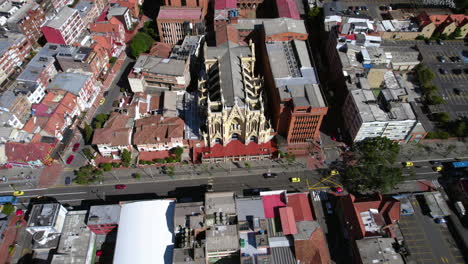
263,172,277,178
243,188,271,196
66,155,74,164
115,184,127,190
103,91,109,96
425,39,432,45
439,68,447,74
454,88,461,95
453,68,462,74
437,39,445,45
464,68,468,74
65,177,71,186
437,56,446,63
72,143,80,152
451,56,461,62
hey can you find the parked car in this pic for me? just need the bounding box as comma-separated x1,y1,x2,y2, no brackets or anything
437,56,446,63
290,177,301,183
103,91,109,96
325,202,333,214
65,177,71,186
439,68,447,74
451,56,461,62
66,155,74,164
99,98,106,105
403,162,414,167
115,184,127,190
453,68,462,74
454,88,461,95
437,39,445,45
72,143,80,152
13,191,24,196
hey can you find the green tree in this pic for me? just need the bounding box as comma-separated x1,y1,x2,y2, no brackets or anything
415,35,426,40
440,33,448,40
416,64,435,86
84,122,93,144
343,137,403,193
426,131,450,139
82,147,95,160
109,57,117,64
244,162,251,171
435,112,450,123
170,146,184,161
427,95,445,105
1,203,15,216
99,163,113,172
166,166,175,177
140,21,158,40
93,113,109,129
130,32,154,58
74,165,102,184
422,84,438,94
450,27,462,39
133,173,141,180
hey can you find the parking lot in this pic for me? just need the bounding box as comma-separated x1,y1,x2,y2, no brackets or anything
418,42,468,119
399,196,465,264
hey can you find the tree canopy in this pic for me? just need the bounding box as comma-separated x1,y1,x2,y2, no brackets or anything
74,165,102,184
130,32,155,58
84,122,93,144
344,137,403,194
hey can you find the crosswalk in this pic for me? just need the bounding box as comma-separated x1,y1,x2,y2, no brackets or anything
311,190,329,202
432,179,441,188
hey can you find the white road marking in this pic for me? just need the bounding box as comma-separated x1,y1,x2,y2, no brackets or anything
0,188,48,194
19,191,87,198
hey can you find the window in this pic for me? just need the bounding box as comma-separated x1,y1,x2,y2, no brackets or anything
196,0,199,6
181,0,186,6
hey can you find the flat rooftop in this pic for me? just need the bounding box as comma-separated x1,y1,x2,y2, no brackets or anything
356,238,404,264
44,6,77,29
205,192,236,215
87,204,121,225
27,203,61,228
206,225,239,252
157,7,202,20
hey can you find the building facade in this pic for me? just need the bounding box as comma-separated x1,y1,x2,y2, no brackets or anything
157,7,204,44
41,7,86,45
133,115,185,152
0,32,32,85
3,1,46,45
47,72,98,111
92,112,133,157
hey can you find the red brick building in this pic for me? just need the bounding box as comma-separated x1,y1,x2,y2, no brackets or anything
260,19,327,156
7,2,46,45
87,205,121,235
163,0,208,16
50,0,70,11
0,32,32,86
41,7,86,45
275,0,300,20
90,20,127,58
110,0,140,17
157,7,204,44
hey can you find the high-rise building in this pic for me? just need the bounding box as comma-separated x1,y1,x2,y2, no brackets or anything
41,7,86,45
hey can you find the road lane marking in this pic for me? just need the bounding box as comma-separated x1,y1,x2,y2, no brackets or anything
19,191,88,198
0,188,48,194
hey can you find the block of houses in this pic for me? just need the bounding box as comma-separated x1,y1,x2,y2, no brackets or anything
0,32,32,85
47,72,98,111
4,141,55,167
41,6,86,45
417,11,468,38
90,21,126,58
0,90,31,129
92,112,134,158
22,92,80,141
16,54,58,92
133,115,185,153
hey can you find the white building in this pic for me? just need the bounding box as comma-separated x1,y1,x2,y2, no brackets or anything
26,203,68,235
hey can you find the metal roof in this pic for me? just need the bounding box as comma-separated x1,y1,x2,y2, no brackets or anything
44,7,77,29
236,197,265,221
47,72,91,96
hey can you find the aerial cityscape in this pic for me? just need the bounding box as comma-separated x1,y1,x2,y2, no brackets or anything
0,0,467,263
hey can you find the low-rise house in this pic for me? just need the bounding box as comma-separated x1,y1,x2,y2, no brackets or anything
417,12,468,38
90,21,126,58
92,112,133,158
5,141,55,167
47,72,98,111
133,115,185,152
10,81,46,105
0,90,31,129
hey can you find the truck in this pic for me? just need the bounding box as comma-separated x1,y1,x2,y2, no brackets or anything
451,161,468,168
455,201,466,216
0,196,17,205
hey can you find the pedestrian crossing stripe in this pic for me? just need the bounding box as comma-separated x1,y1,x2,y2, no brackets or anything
311,190,329,201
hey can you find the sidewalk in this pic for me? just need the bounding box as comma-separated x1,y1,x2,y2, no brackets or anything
0,214,27,264
399,140,468,162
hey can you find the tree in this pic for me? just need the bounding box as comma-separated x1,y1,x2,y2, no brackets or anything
84,122,93,144
93,113,109,129
415,64,435,86
121,149,131,167
140,21,158,40
130,32,154,58
74,165,102,184
450,27,462,39
415,35,426,40
166,166,175,177
244,162,251,171
435,112,450,123
422,84,438,94
170,146,184,161
427,95,445,105
132,173,141,180
82,148,95,160
343,137,403,193
1,203,14,216
99,163,113,172
426,131,450,139
109,57,117,64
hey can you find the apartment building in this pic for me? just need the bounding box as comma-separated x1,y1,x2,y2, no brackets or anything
1,1,46,45
47,72,98,111
92,112,133,157
0,90,31,129
75,0,101,27
109,0,139,18
0,32,32,85
10,81,46,105
157,7,204,44
50,0,70,11
41,7,86,45
90,21,126,57
107,4,134,30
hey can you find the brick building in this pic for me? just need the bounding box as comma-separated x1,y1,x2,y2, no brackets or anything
90,20,126,57
41,7,86,45
275,0,300,20
50,0,70,11
0,90,31,129
92,112,133,157
163,0,208,16
109,0,140,18
3,1,46,45
157,7,204,44
0,32,32,86
260,20,327,155
75,0,101,27
133,115,185,153
107,4,134,30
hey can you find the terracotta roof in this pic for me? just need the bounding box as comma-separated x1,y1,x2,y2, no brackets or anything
133,115,184,145
276,0,300,20
262,193,287,218
92,112,132,146
215,0,237,10
5,142,54,163
157,7,202,20
96,6,110,22
93,35,112,50
42,93,77,136
294,226,331,264
279,207,297,235
287,193,314,221
90,22,122,33
198,140,275,159
216,24,240,46
149,42,173,58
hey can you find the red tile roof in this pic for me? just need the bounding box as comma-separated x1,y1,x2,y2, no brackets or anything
138,150,171,161
262,194,287,218
279,207,297,235
133,115,184,145
157,7,202,20
92,112,132,146
295,226,331,264
215,0,237,10
198,140,275,159
276,0,300,20
97,6,110,22
5,142,54,163
287,193,314,221
149,42,173,58
216,24,240,46
90,22,122,33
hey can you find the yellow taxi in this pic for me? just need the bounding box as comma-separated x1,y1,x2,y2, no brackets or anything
290,177,301,183
331,170,339,176
13,191,24,196
433,166,443,172
403,162,414,167
99,98,106,105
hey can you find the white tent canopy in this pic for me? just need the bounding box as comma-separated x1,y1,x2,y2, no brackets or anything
113,200,175,264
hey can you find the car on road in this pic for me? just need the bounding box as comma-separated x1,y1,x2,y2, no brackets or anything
437,56,446,63
66,155,74,164
331,170,339,176
115,184,127,190
451,56,461,62
263,172,277,178
435,217,447,224
72,143,80,152
437,39,445,45
15,209,23,216
335,187,344,193
290,177,301,183
403,162,414,167
103,91,109,97
453,69,462,74
454,88,461,95
430,160,441,165
425,39,432,45
439,68,447,74
65,177,71,186
433,166,443,172
243,188,270,196
99,98,105,105
13,191,24,196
